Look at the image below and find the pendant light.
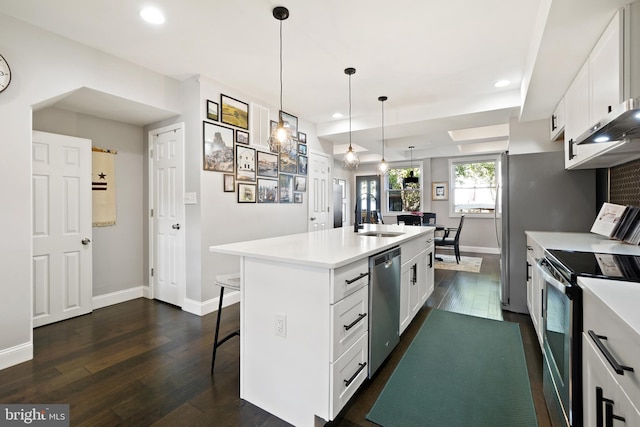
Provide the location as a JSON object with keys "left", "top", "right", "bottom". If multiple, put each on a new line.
{"left": 403, "top": 146, "right": 419, "bottom": 187}
{"left": 377, "top": 96, "right": 389, "bottom": 175}
{"left": 269, "top": 6, "right": 295, "bottom": 154}
{"left": 342, "top": 67, "right": 360, "bottom": 169}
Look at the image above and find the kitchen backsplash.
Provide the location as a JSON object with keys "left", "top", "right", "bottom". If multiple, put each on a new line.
{"left": 610, "top": 158, "right": 640, "bottom": 206}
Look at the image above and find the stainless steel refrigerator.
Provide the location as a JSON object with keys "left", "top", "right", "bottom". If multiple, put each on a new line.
{"left": 496, "top": 151, "right": 596, "bottom": 313}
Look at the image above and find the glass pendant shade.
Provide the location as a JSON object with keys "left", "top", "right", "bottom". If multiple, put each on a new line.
{"left": 342, "top": 67, "right": 360, "bottom": 169}
{"left": 268, "top": 6, "right": 295, "bottom": 154}
{"left": 403, "top": 146, "right": 419, "bottom": 187}
{"left": 377, "top": 96, "right": 389, "bottom": 176}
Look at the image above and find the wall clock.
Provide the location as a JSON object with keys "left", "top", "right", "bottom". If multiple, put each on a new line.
{"left": 0, "top": 53, "right": 11, "bottom": 93}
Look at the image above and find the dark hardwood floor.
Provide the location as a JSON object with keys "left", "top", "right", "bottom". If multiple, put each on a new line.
{"left": 0, "top": 252, "right": 551, "bottom": 426}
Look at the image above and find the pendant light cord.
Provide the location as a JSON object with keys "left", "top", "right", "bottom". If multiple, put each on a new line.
{"left": 348, "top": 73, "right": 352, "bottom": 148}
{"left": 381, "top": 99, "right": 385, "bottom": 159}
{"left": 279, "top": 19, "right": 283, "bottom": 115}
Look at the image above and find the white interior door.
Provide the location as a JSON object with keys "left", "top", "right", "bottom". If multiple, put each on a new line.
{"left": 308, "top": 153, "right": 330, "bottom": 231}
{"left": 151, "top": 124, "right": 185, "bottom": 307}
{"left": 32, "top": 131, "right": 92, "bottom": 327}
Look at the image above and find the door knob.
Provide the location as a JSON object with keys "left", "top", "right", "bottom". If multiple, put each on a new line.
{"left": 172, "top": 224, "right": 181, "bottom": 230}
{"left": 310, "top": 217, "right": 316, "bottom": 221}
{"left": 81, "top": 238, "right": 91, "bottom": 245}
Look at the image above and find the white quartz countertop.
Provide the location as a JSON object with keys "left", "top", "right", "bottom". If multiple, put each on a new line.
{"left": 578, "top": 277, "right": 640, "bottom": 337}
{"left": 525, "top": 231, "right": 640, "bottom": 255}
{"left": 209, "top": 224, "right": 434, "bottom": 269}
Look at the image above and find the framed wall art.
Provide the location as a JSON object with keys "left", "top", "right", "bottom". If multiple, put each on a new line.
{"left": 432, "top": 182, "right": 448, "bottom": 201}
{"left": 294, "top": 176, "right": 306, "bottom": 192}
{"left": 237, "top": 183, "right": 256, "bottom": 203}
{"left": 279, "top": 173, "right": 294, "bottom": 203}
{"left": 279, "top": 110, "right": 298, "bottom": 139}
{"left": 221, "top": 94, "right": 249, "bottom": 129}
{"left": 294, "top": 193, "right": 303, "bottom": 203}
{"left": 257, "top": 151, "right": 278, "bottom": 177}
{"left": 206, "top": 100, "right": 219, "bottom": 121}
{"left": 203, "top": 121, "right": 234, "bottom": 172}
{"left": 223, "top": 174, "right": 235, "bottom": 192}
{"left": 236, "top": 145, "right": 256, "bottom": 182}
{"left": 236, "top": 129, "right": 249, "bottom": 145}
{"left": 298, "top": 143, "right": 307, "bottom": 155}
{"left": 257, "top": 178, "right": 278, "bottom": 203}
{"left": 298, "top": 155, "right": 308, "bottom": 175}
{"left": 279, "top": 151, "right": 297, "bottom": 174}
{"left": 298, "top": 132, "right": 307, "bottom": 143}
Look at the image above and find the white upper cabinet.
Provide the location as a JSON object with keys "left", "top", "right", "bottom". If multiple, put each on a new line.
{"left": 550, "top": 96, "right": 565, "bottom": 142}
{"left": 564, "top": 8, "right": 640, "bottom": 169}
{"left": 590, "top": 11, "right": 624, "bottom": 122}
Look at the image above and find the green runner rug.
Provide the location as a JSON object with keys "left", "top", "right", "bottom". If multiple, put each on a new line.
{"left": 366, "top": 309, "right": 538, "bottom": 427}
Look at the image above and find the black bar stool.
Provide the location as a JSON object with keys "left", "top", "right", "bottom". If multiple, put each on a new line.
{"left": 211, "top": 273, "right": 240, "bottom": 375}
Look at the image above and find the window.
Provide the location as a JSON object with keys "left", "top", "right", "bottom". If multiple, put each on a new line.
{"left": 386, "top": 167, "right": 421, "bottom": 213}
{"left": 450, "top": 157, "right": 496, "bottom": 215}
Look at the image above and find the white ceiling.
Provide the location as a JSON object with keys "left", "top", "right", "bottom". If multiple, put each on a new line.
{"left": 1, "top": 0, "right": 632, "bottom": 161}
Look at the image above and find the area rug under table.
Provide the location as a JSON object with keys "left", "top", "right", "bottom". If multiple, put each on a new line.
{"left": 366, "top": 309, "right": 537, "bottom": 427}
{"left": 434, "top": 254, "right": 482, "bottom": 273}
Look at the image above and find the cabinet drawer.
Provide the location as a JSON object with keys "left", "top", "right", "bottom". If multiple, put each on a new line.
{"left": 329, "top": 333, "right": 368, "bottom": 419}
{"left": 583, "top": 335, "right": 640, "bottom": 427}
{"left": 331, "top": 286, "right": 369, "bottom": 361}
{"left": 401, "top": 237, "right": 427, "bottom": 265}
{"left": 331, "top": 258, "right": 369, "bottom": 303}
{"left": 584, "top": 292, "right": 640, "bottom": 406}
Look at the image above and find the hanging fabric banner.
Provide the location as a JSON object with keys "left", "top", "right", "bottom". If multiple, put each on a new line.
{"left": 92, "top": 147, "right": 117, "bottom": 226}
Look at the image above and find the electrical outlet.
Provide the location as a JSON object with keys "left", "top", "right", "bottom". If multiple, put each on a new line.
{"left": 274, "top": 314, "right": 286, "bottom": 337}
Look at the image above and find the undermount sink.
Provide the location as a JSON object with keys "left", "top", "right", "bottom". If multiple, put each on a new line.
{"left": 358, "top": 231, "right": 405, "bottom": 238}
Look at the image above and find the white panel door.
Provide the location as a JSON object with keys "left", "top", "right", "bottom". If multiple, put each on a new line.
{"left": 308, "top": 153, "right": 330, "bottom": 231}
{"left": 151, "top": 125, "right": 185, "bottom": 307}
{"left": 32, "top": 131, "right": 92, "bottom": 327}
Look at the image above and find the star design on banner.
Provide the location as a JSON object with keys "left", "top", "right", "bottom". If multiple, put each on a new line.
{"left": 98, "top": 172, "right": 106, "bottom": 180}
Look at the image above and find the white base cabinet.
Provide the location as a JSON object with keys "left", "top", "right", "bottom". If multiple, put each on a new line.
{"left": 525, "top": 234, "right": 544, "bottom": 348}
{"left": 581, "top": 278, "right": 640, "bottom": 426}
{"left": 399, "top": 230, "right": 434, "bottom": 335}
{"left": 583, "top": 336, "right": 640, "bottom": 427}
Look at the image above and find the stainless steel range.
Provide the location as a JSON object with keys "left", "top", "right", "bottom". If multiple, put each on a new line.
{"left": 538, "top": 249, "right": 640, "bottom": 427}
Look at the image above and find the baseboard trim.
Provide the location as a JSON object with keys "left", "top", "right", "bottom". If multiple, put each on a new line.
{"left": 182, "top": 291, "right": 240, "bottom": 317}
{"left": 0, "top": 341, "right": 33, "bottom": 371}
{"left": 92, "top": 287, "right": 145, "bottom": 310}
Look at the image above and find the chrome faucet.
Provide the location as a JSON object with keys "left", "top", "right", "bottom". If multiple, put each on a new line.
{"left": 354, "top": 193, "right": 377, "bottom": 232}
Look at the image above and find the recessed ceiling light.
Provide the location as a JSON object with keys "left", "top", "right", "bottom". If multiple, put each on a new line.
{"left": 332, "top": 112, "right": 343, "bottom": 119}
{"left": 494, "top": 79, "right": 511, "bottom": 88}
{"left": 140, "top": 6, "right": 165, "bottom": 25}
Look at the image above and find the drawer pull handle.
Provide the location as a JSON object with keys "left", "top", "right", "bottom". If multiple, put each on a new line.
{"left": 588, "top": 330, "right": 634, "bottom": 375}
{"left": 344, "top": 362, "right": 367, "bottom": 387}
{"left": 345, "top": 272, "right": 368, "bottom": 285}
{"left": 344, "top": 313, "right": 367, "bottom": 331}
{"left": 596, "top": 387, "right": 614, "bottom": 427}
{"left": 605, "top": 401, "right": 625, "bottom": 427}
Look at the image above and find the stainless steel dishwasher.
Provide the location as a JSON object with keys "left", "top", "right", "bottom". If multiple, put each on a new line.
{"left": 368, "top": 246, "right": 401, "bottom": 377}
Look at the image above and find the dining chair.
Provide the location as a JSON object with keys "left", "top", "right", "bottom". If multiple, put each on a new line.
{"left": 435, "top": 215, "right": 465, "bottom": 263}
{"left": 421, "top": 212, "right": 437, "bottom": 225}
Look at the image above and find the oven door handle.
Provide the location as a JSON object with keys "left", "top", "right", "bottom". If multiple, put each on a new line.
{"left": 536, "top": 258, "right": 568, "bottom": 294}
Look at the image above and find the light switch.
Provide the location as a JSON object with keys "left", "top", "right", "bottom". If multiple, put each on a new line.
{"left": 184, "top": 192, "right": 197, "bottom": 205}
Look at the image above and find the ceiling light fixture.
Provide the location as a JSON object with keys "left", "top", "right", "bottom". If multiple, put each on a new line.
{"left": 403, "top": 146, "right": 419, "bottom": 187}
{"left": 494, "top": 79, "right": 511, "bottom": 88}
{"left": 140, "top": 6, "right": 165, "bottom": 25}
{"left": 377, "top": 96, "right": 389, "bottom": 176}
{"left": 342, "top": 67, "right": 360, "bottom": 169}
{"left": 268, "top": 6, "right": 295, "bottom": 154}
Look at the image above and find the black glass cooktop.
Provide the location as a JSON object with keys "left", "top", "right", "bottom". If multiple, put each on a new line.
{"left": 547, "top": 249, "right": 640, "bottom": 283}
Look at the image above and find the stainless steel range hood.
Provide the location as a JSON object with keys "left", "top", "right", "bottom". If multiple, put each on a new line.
{"left": 576, "top": 98, "right": 640, "bottom": 145}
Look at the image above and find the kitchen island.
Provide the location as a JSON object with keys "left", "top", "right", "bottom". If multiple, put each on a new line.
{"left": 209, "top": 224, "right": 435, "bottom": 426}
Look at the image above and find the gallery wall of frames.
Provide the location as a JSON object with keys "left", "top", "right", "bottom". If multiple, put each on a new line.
{"left": 203, "top": 94, "right": 308, "bottom": 204}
